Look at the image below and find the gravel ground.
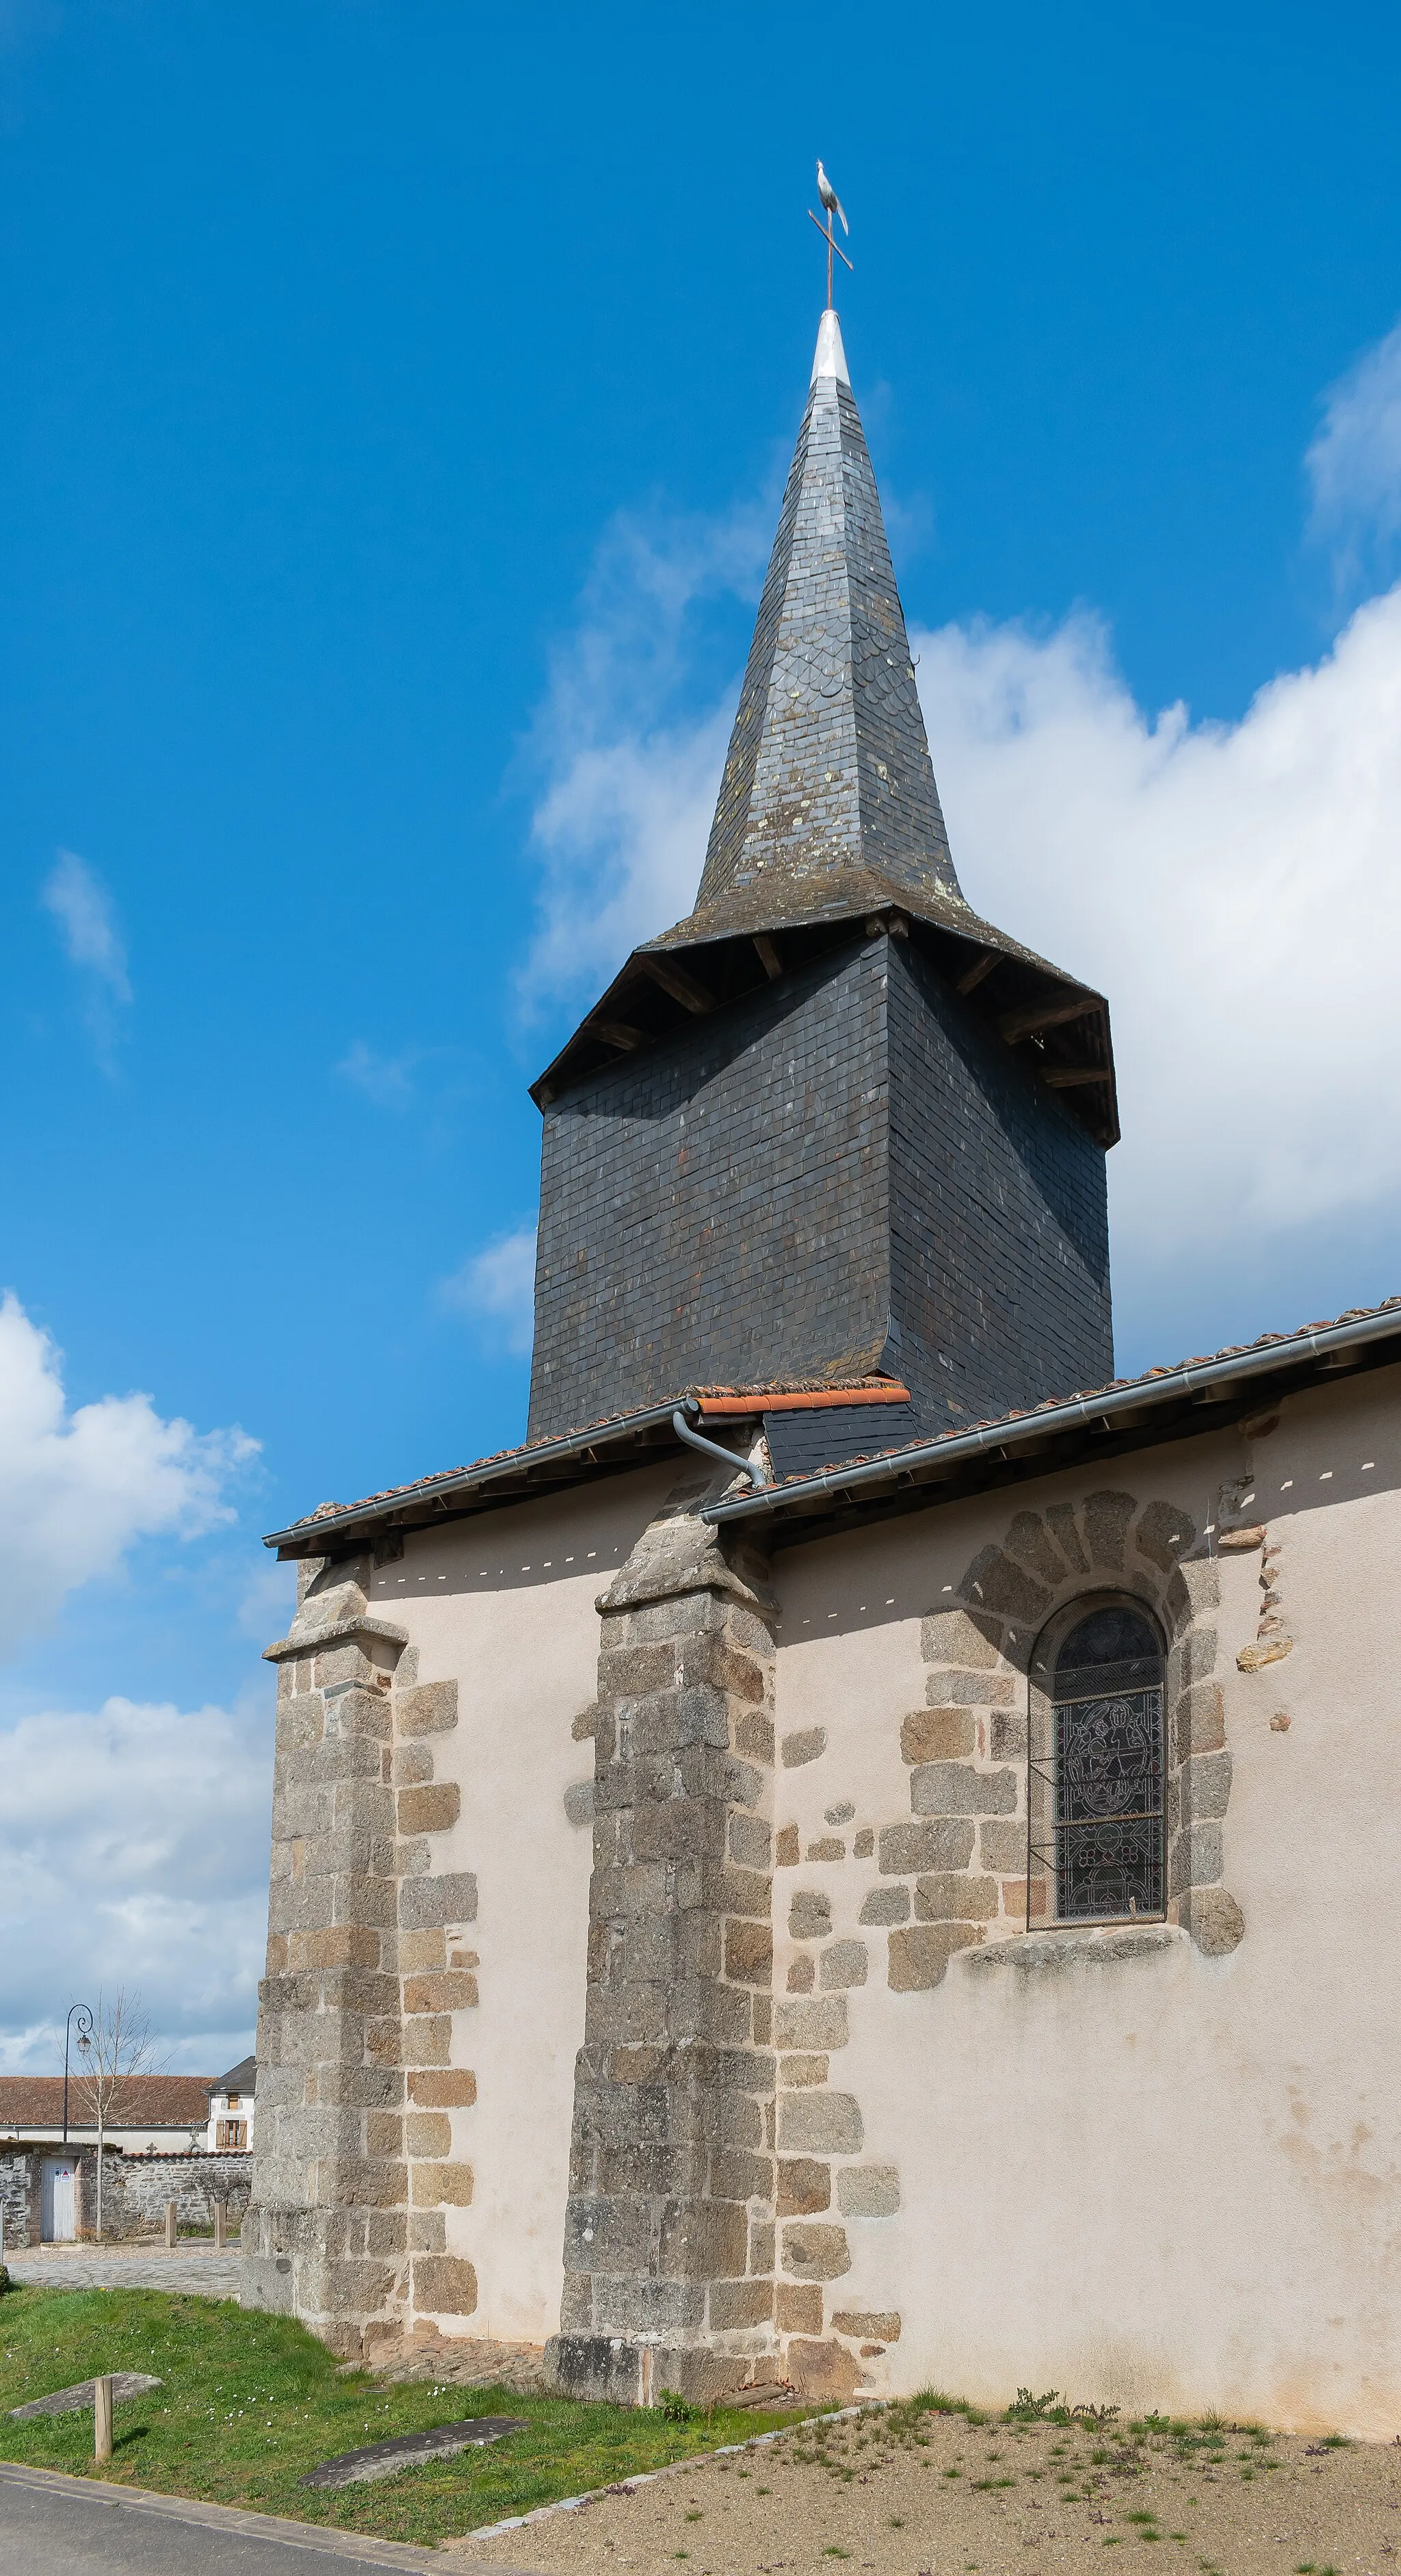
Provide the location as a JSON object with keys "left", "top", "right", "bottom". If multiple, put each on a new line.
{"left": 447, "top": 2397, "right": 1401, "bottom": 2576}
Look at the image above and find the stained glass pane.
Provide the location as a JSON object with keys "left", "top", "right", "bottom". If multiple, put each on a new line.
{"left": 1053, "top": 1609, "right": 1164, "bottom": 1920}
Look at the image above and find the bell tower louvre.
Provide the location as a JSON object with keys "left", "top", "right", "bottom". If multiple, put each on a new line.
{"left": 526, "top": 305, "right": 1117, "bottom": 1457}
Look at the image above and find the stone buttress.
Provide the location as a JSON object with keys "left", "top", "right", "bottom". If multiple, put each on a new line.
{"left": 546, "top": 1469, "right": 781, "bottom": 2404}
{"left": 245, "top": 1552, "right": 479, "bottom": 2357}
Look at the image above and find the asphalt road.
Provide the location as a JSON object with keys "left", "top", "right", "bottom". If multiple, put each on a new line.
{"left": 0, "top": 2462, "right": 539, "bottom": 2573}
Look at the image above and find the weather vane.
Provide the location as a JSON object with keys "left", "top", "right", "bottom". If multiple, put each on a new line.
{"left": 808, "top": 159, "right": 852, "bottom": 310}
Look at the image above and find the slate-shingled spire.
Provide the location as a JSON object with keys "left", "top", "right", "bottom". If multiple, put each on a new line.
{"left": 696, "top": 307, "right": 963, "bottom": 920}
{"left": 527, "top": 306, "right": 1118, "bottom": 1446}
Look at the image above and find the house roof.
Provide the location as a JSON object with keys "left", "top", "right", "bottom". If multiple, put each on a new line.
{"left": 264, "top": 1297, "right": 1401, "bottom": 1563}
{"left": 0, "top": 2076, "right": 212, "bottom": 2131}
{"left": 529, "top": 311, "right": 1116, "bottom": 1145}
{"left": 211, "top": 2056, "right": 257, "bottom": 2098}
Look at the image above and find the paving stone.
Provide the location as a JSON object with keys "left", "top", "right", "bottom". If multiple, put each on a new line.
{"left": 302, "top": 2412, "right": 524, "bottom": 2488}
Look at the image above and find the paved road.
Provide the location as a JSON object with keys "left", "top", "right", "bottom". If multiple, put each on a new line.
{"left": 0, "top": 2462, "right": 539, "bottom": 2573}
{"left": 3, "top": 2250, "right": 246, "bottom": 2296}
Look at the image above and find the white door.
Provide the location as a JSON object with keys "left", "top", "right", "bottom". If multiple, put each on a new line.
{"left": 41, "top": 2157, "right": 76, "bottom": 2240}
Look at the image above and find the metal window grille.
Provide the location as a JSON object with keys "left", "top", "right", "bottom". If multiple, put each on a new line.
{"left": 1029, "top": 1622, "right": 1165, "bottom": 1923}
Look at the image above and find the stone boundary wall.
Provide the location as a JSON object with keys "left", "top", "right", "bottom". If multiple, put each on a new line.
{"left": 0, "top": 2149, "right": 39, "bottom": 2248}
{"left": 0, "top": 2146, "right": 252, "bottom": 2247}
{"left": 103, "top": 2150, "right": 253, "bottom": 2237}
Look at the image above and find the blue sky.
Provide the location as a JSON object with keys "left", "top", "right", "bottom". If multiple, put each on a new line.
{"left": 6, "top": 0, "right": 1401, "bottom": 2068}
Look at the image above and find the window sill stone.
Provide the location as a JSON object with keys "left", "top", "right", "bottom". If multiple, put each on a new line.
{"left": 960, "top": 1923, "right": 1188, "bottom": 1976}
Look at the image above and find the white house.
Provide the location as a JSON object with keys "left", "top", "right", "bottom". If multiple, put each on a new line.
{"left": 207, "top": 2056, "right": 256, "bottom": 2152}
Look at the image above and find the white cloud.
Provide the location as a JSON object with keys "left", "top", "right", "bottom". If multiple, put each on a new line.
{"left": 521, "top": 500, "right": 770, "bottom": 999}
{"left": 439, "top": 1224, "right": 538, "bottom": 1356}
{"left": 0, "top": 1293, "right": 257, "bottom": 1653}
{"left": 40, "top": 849, "right": 131, "bottom": 1068}
{"left": 0, "top": 1692, "right": 271, "bottom": 2072}
{"left": 911, "top": 593, "right": 1401, "bottom": 1256}
{"left": 1308, "top": 317, "right": 1401, "bottom": 588}
{"left": 336, "top": 1039, "right": 417, "bottom": 1108}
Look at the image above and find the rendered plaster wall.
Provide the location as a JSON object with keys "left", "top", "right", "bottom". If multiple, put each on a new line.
{"left": 763, "top": 1367, "right": 1401, "bottom": 2435}
{"left": 358, "top": 1463, "right": 677, "bottom": 2348}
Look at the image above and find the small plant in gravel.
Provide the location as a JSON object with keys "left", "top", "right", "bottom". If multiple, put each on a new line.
{"left": 1011, "top": 2388, "right": 1072, "bottom": 2423}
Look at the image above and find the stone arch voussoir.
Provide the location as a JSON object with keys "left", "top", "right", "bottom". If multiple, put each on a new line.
{"left": 900, "top": 1491, "right": 1242, "bottom": 1964}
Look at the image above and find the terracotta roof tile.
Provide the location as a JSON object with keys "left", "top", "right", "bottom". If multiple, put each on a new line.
{"left": 0, "top": 2075, "right": 213, "bottom": 2128}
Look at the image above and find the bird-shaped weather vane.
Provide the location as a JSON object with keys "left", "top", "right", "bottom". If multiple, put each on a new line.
{"left": 809, "top": 159, "right": 852, "bottom": 309}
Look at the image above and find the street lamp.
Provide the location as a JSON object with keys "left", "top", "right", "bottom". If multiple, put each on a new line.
{"left": 62, "top": 2003, "right": 93, "bottom": 2146}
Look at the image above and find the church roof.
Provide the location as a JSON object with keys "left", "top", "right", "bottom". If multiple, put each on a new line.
{"left": 707, "top": 1292, "right": 1401, "bottom": 1545}
{"left": 692, "top": 306, "right": 960, "bottom": 920}
{"left": 263, "top": 1293, "right": 1401, "bottom": 1559}
{"left": 533, "top": 308, "right": 1117, "bottom": 1145}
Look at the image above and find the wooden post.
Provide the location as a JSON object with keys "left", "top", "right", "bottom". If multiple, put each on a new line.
{"left": 165, "top": 2199, "right": 176, "bottom": 2250}
{"left": 94, "top": 2374, "right": 114, "bottom": 2463}
{"left": 213, "top": 2200, "right": 225, "bottom": 2250}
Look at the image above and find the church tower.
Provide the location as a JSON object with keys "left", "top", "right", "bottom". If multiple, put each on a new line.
{"left": 528, "top": 308, "right": 1117, "bottom": 1450}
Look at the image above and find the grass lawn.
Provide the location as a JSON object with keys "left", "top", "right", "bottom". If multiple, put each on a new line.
{"left": 0, "top": 2284, "right": 811, "bottom": 2547}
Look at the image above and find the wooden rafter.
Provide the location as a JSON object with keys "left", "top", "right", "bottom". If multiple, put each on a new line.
{"left": 637, "top": 953, "right": 715, "bottom": 1014}
{"left": 999, "top": 993, "right": 1095, "bottom": 1043}
{"left": 589, "top": 1018, "right": 646, "bottom": 1052}
{"left": 955, "top": 948, "right": 999, "bottom": 995}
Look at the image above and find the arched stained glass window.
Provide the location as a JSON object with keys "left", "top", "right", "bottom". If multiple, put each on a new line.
{"left": 1052, "top": 1603, "right": 1164, "bottom": 1921}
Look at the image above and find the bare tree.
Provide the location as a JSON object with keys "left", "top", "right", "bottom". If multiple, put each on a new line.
{"left": 75, "top": 1990, "right": 163, "bottom": 2240}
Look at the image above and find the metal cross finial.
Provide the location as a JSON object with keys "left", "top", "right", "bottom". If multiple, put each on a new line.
{"left": 809, "top": 159, "right": 853, "bottom": 310}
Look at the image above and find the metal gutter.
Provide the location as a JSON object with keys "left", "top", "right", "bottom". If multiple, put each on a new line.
{"left": 702, "top": 1301, "right": 1401, "bottom": 1530}
{"left": 672, "top": 1401, "right": 767, "bottom": 1488}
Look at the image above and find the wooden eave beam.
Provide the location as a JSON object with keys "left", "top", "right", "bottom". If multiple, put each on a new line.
{"left": 637, "top": 954, "right": 715, "bottom": 1014}
{"left": 752, "top": 933, "right": 783, "bottom": 980}
{"left": 999, "top": 993, "right": 1097, "bottom": 1044}
{"left": 1043, "top": 1065, "right": 1108, "bottom": 1088}
{"left": 588, "top": 1018, "right": 647, "bottom": 1052}
{"left": 956, "top": 948, "right": 999, "bottom": 995}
